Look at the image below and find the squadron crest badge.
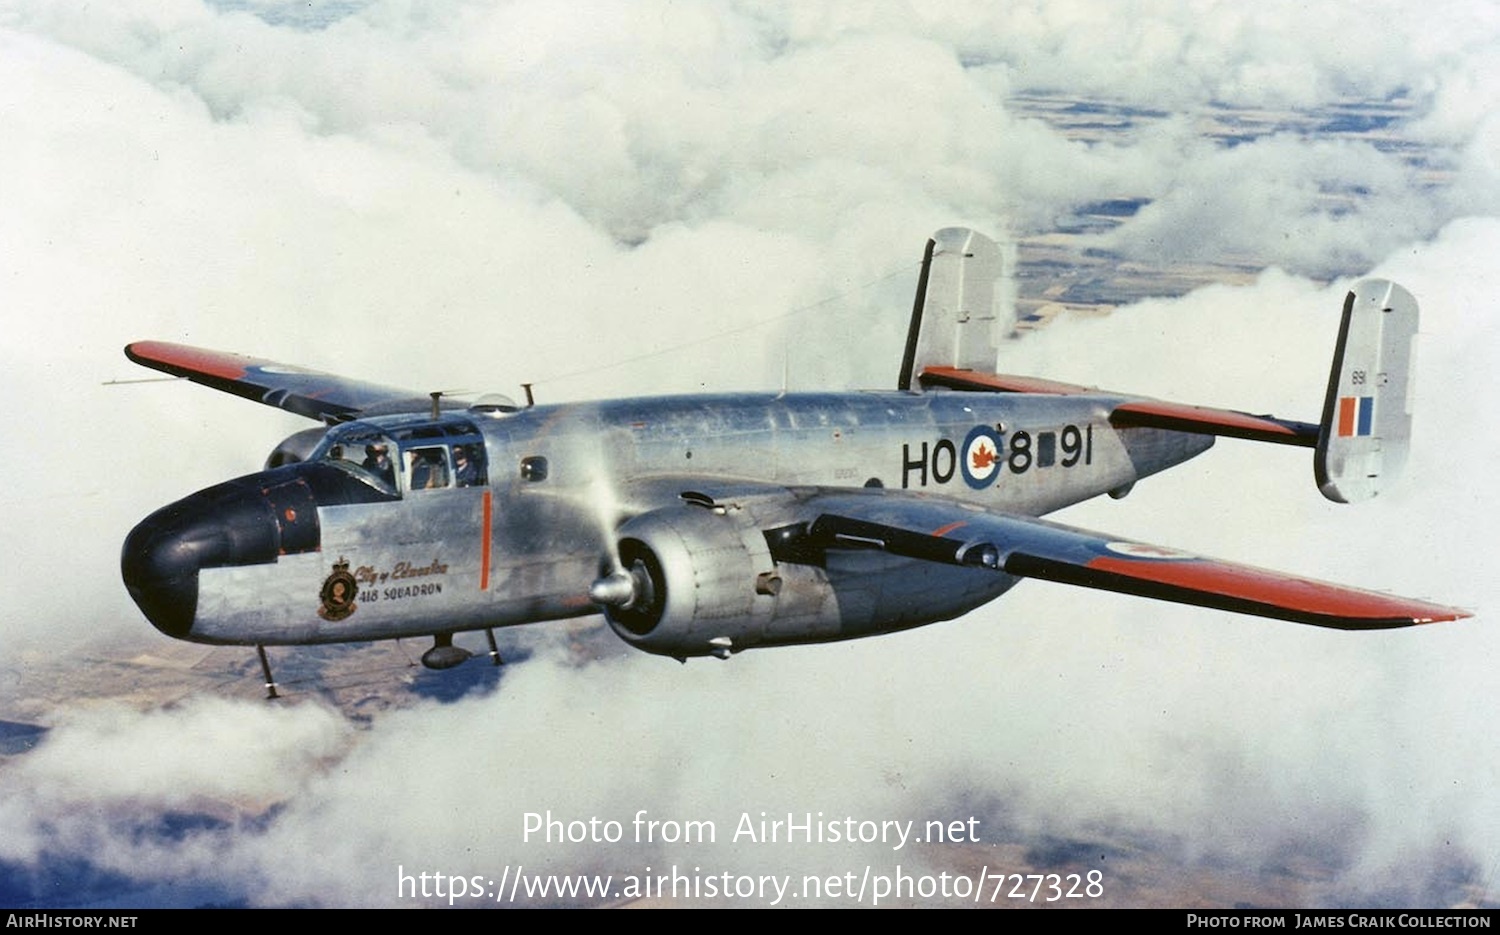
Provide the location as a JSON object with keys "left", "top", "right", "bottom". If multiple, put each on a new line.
{"left": 318, "top": 558, "right": 358, "bottom": 621}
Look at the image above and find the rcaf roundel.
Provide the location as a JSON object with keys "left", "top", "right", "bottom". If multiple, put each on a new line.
{"left": 961, "top": 425, "right": 1004, "bottom": 489}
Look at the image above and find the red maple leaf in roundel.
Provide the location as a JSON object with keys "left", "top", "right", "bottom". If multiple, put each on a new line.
{"left": 971, "top": 442, "right": 997, "bottom": 470}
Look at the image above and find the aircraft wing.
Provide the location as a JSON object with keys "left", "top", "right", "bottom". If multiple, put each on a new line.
{"left": 919, "top": 366, "right": 1320, "bottom": 446}
{"left": 125, "top": 341, "right": 453, "bottom": 424}
{"left": 793, "top": 491, "right": 1467, "bottom": 629}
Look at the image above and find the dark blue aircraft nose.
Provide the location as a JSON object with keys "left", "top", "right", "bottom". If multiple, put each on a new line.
{"left": 121, "top": 482, "right": 279, "bottom": 638}
{"left": 122, "top": 464, "right": 393, "bottom": 639}
{"left": 122, "top": 468, "right": 330, "bottom": 639}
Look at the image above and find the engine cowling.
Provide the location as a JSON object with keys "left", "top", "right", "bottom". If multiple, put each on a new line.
{"left": 589, "top": 496, "right": 1016, "bottom": 659}
{"left": 592, "top": 501, "right": 840, "bottom": 658}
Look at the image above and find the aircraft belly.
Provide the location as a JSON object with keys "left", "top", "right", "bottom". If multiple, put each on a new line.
{"left": 815, "top": 552, "right": 1020, "bottom": 640}
{"left": 746, "top": 565, "right": 1017, "bottom": 649}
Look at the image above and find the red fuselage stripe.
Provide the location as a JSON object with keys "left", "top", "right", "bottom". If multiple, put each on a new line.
{"left": 480, "top": 490, "right": 492, "bottom": 590}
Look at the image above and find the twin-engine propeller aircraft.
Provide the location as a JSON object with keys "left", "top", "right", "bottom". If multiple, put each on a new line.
{"left": 122, "top": 228, "right": 1468, "bottom": 696}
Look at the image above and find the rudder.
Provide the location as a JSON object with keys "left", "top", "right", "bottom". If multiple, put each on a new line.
{"left": 898, "top": 228, "right": 1013, "bottom": 391}
{"left": 1315, "top": 279, "right": 1419, "bottom": 503}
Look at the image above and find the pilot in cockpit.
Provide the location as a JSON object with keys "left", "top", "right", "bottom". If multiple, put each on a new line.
{"left": 408, "top": 448, "right": 449, "bottom": 489}
{"left": 362, "top": 443, "right": 395, "bottom": 487}
{"left": 453, "top": 445, "right": 479, "bottom": 487}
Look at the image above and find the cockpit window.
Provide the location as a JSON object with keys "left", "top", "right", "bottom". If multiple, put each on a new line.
{"left": 360, "top": 443, "right": 398, "bottom": 489}
{"left": 452, "top": 443, "right": 486, "bottom": 487}
{"left": 316, "top": 428, "right": 399, "bottom": 495}
{"left": 312, "top": 419, "right": 487, "bottom": 497}
{"left": 407, "top": 447, "right": 450, "bottom": 490}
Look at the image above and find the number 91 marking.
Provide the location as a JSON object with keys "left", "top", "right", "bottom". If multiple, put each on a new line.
{"left": 1007, "top": 424, "right": 1092, "bottom": 477}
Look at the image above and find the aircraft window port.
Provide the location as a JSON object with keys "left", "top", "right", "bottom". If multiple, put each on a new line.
{"left": 319, "top": 431, "right": 399, "bottom": 494}
{"left": 520, "top": 456, "right": 548, "bottom": 482}
{"left": 407, "top": 446, "right": 451, "bottom": 490}
{"left": 452, "top": 443, "right": 486, "bottom": 487}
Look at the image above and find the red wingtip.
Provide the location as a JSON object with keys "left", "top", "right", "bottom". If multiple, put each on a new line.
{"left": 126, "top": 341, "right": 253, "bottom": 381}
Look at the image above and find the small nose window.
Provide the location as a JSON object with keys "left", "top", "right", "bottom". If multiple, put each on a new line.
{"left": 520, "top": 456, "right": 549, "bottom": 482}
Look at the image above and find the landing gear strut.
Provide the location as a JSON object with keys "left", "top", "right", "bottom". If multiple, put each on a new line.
{"left": 255, "top": 645, "right": 280, "bottom": 700}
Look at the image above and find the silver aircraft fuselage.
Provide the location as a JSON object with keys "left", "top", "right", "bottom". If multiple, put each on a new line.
{"left": 136, "top": 389, "right": 1207, "bottom": 651}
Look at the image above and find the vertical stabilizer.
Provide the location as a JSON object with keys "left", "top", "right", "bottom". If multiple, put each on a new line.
{"left": 1315, "top": 279, "right": 1418, "bottom": 503}
{"left": 898, "top": 228, "right": 1011, "bottom": 390}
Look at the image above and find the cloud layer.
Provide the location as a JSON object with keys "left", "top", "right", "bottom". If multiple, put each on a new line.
{"left": 1, "top": 0, "right": 1496, "bottom": 908}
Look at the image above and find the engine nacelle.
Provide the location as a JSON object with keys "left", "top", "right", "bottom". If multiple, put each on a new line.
{"left": 594, "top": 502, "right": 838, "bottom": 658}
{"left": 592, "top": 498, "right": 1015, "bottom": 659}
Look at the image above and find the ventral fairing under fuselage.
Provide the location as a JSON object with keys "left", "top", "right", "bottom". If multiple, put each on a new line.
{"left": 120, "top": 228, "right": 1469, "bottom": 693}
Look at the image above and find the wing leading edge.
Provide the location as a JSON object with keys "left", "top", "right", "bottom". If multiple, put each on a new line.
{"left": 792, "top": 492, "right": 1468, "bottom": 630}
{"left": 125, "top": 341, "right": 449, "bottom": 424}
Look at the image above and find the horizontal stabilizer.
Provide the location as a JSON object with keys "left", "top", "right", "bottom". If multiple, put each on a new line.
{"left": 919, "top": 366, "right": 1319, "bottom": 446}
{"left": 125, "top": 341, "right": 446, "bottom": 424}
{"left": 922, "top": 279, "right": 1423, "bottom": 495}
{"left": 1315, "top": 280, "right": 1418, "bottom": 502}
{"left": 797, "top": 492, "right": 1468, "bottom": 630}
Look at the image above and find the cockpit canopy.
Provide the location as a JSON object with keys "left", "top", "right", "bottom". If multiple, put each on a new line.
{"left": 311, "top": 417, "right": 488, "bottom": 496}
